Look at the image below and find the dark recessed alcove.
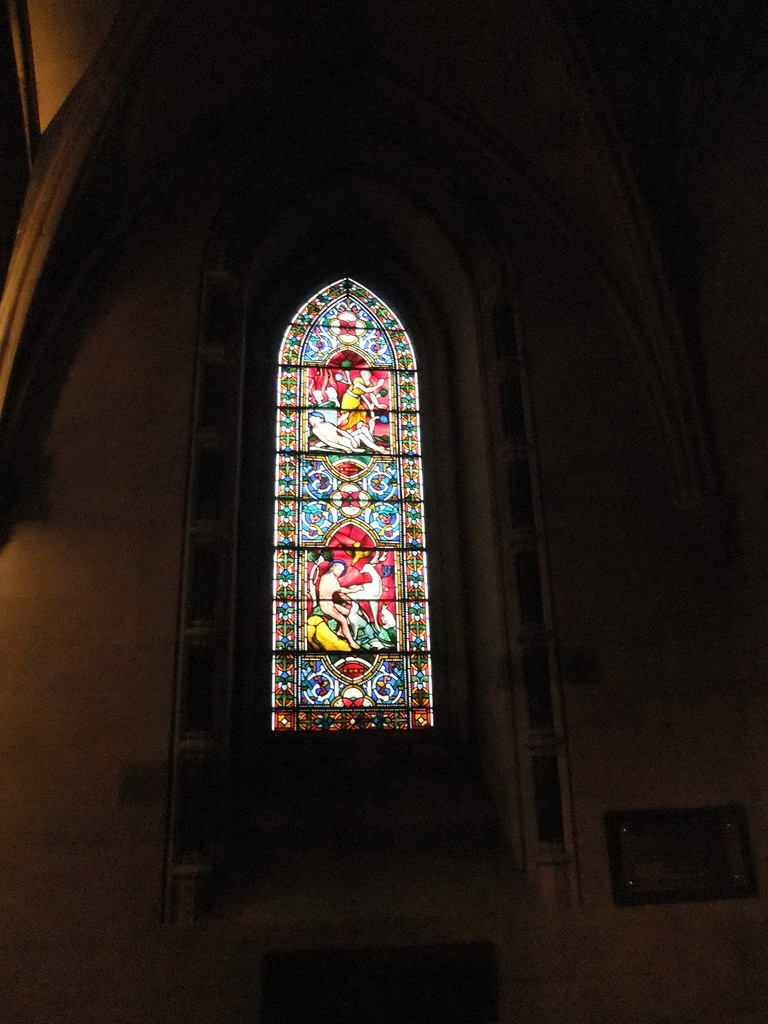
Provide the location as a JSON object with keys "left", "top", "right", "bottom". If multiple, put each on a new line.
{"left": 264, "top": 942, "right": 497, "bottom": 1024}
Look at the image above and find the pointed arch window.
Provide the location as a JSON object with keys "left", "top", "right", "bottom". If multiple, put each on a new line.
{"left": 272, "top": 279, "right": 433, "bottom": 730}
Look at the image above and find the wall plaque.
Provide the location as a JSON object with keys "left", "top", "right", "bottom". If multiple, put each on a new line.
{"left": 606, "top": 806, "right": 756, "bottom": 905}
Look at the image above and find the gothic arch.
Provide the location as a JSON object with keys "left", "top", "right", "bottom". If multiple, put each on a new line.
{"left": 0, "top": 41, "right": 724, "bottom": 535}
{"left": 0, "top": 10, "right": 731, "bottom": 921}
{"left": 162, "top": 158, "right": 552, "bottom": 918}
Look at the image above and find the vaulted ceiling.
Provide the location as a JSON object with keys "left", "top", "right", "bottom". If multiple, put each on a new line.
{"left": 23, "top": 0, "right": 119, "bottom": 128}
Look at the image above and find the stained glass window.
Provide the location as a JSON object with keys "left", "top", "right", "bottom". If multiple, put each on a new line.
{"left": 272, "top": 279, "right": 433, "bottom": 730}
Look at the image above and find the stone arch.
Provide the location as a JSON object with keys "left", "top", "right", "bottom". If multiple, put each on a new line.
{"left": 163, "top": 157, "right": 532, "bottom": 919}
{"left": 0, "top": 45, "right": 723, "bottom": 536}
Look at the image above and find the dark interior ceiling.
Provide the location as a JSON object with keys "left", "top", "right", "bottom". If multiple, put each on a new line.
{"left": 567, "top": 0, "right": 768, "bottom": 331}
{"left": 4, "top": 1, "right": 768, "bottom": 333}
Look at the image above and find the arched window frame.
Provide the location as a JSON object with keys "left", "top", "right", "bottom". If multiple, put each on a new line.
{"left": 164, "top": 191, "right": 577, "bottom": 920}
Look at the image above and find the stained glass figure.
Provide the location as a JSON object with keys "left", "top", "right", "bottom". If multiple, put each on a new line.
{"left": 272, "top": 279, "right": 433, "bottom": 730}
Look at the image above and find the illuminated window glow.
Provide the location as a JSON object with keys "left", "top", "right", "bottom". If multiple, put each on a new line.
{"left": 272, "top": 279, "right": 433, "bottom": 730}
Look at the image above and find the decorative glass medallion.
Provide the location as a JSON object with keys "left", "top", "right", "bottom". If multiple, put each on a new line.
{"left": 272, "top": 279, "right": 433, "bottom": 730}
